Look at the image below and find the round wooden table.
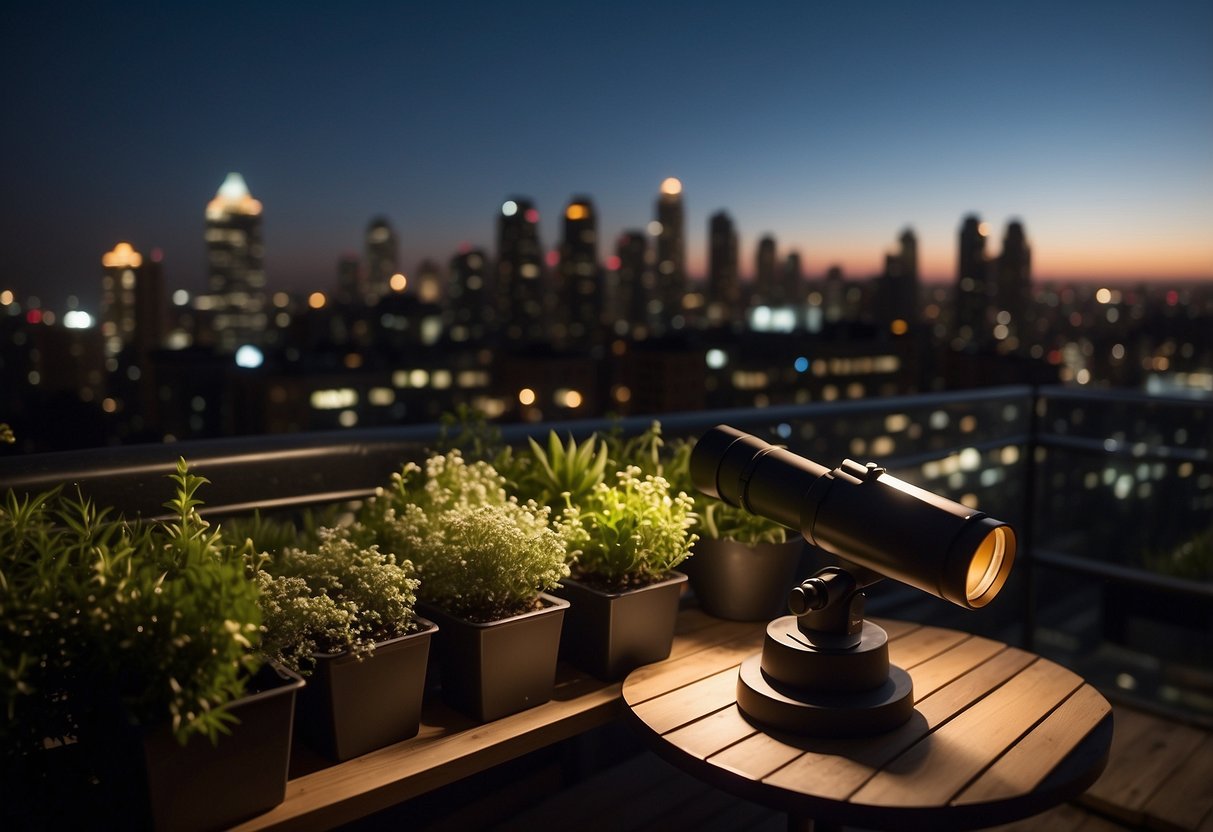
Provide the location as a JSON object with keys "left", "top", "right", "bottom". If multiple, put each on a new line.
{"left": 622, "top": 618, "right": 1112, "bottom": 831}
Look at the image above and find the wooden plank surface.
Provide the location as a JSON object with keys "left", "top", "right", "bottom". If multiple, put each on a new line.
{"left": 1140, "top": 732, "right": 1213, "bottom": 832}
{"left": 624, "top": 619, "right": 1115, "bottom": 829}
{"left": 1082, "top": 705, "right": 1207, "bottom": 826}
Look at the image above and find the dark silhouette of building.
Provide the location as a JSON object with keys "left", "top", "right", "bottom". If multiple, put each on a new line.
{"left": 783, "top": 251, "right": 804, "bottom": 305}
{"left": 653, "top": 178, "right": 685, "bottom": 333}
{"left": 706, "top": 210, "right": 740, "bottom": 326}
{"left": 336, "top": 253, "right": 362, "bottom": 304}
{"left": 613, "top": 230, "right": 649, "bottom": 338}
{"left": 755, "top": 235, "right": 777, "bottom": 306}
{"left": 495, "top": 197, "right": 547, "bottom": 345}
{"left": 954, "top": 213, "right": 990, "bottom": 349}
{"left": 877, "top": 227, "right": 919, "bottom": 330}
{"left": 996, "top": 220, "right": 1032, "bottom": 353}
{"left": 364, "top": 216, "right": 400, "bottom": 303}
{"left": 448, "top": 247, "right": 490, "bottom": 344}
{"left": 558, "top": 195, "right": 602, "bottom": 347}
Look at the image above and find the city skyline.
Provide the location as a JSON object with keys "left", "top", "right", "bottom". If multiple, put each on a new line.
{"left": 3, "top": 1, "right": 1211, "bottom": 310}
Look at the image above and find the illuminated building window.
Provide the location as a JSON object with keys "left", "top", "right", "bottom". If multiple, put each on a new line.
{"left": 368, "top": 388, "right": 395, "bottom": 406}
{"left": 311, "top": 388, "right": 358, "bottom": 410}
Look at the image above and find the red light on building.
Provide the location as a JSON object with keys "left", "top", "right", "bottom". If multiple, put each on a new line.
{"left": 545, "top": 250, "right": 560, "bottom": 268}
{"left": 605, "top": 255, "right": 622, "bottom": 271}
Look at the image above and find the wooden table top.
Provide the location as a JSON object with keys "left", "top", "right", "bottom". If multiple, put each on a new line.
{"left": 622, "top": 617, "right": 1113, "bottom": 831}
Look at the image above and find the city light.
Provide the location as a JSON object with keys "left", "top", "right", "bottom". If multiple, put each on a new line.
{"left": 566, "top": 203, "right": 587, "bottom": 221}
{"left": 235, "top": 344, "right": 264, "bottom": 368}
{"left": 501, "top": 200, "right": 518, "bottom": 217}
{"left": 390, "top": 273, "right": 408, "bottom": 292}
{"left": 660, "top": 177, "right": 682, "bottom": 196}
{"left": 308, "top": 292, "right": 327, "bottom": 309}
{"left": 102, "top": 241, "right": 142, "bottom": 269}
{"left": 63, "top": 310, "right": 94, "bottom": 329}
{"left": 0, "top": 290, "right": 11, "bottom": 305}
{"left": 518, "top": 388, "right": 536, "bottom": 406}
{"left": 172, "top": 289, "right": 190, "bottom": 306}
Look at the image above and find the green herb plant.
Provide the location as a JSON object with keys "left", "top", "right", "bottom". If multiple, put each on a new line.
{"left": 249, "top": 525, "right": 421, "bottom": 677}
{"left": 358, "top": 450, "right": 568, "bottom": 623}
{"left": 523, "top": 431, "right": 609, "bottom": 509}
{"left": 0, "top": 459, "right": 261, "bottom": 759}
{"left": 558, "top": 465, "right": 698, "bottom": 590}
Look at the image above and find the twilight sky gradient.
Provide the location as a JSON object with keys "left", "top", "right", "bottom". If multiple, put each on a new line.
{"left": 3, "top": 0, "right": 1211, "bottom": 311}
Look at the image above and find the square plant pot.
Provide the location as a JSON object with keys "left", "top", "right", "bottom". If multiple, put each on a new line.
{"left": 683, "top": 536, "right": 806, "bottom": 621}
{"left": 551, "top": 571, "right": 688, "bottom": 680}
{"left": 142, "top": 663, "right": 304, "bottom": 832}
{"left": 297, "top": 618, "right": 437, "bottom": 761}
{"left": 419, "top": 593, "right": 568, "bottom": 722}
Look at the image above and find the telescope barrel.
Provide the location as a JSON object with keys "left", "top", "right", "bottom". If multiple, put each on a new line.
{"left": 690, "top": 425, "right": 1016, "bottom": 609}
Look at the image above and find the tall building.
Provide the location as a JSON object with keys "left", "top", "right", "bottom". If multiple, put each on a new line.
{"left": 613, "top": 231, "right": 649, "bottom": 338}
{"left": 448, "top": 247, "right": 490, "bottom": 343}
{"left": 783, "top": 251, "right": 804, "bottom": 305}
{"left": 706, "top": 210, "right": 739, "bottom": 326}
{"left": 495, "top": 197, "right": 546, "bottom": 345}
{"left": 954, "top": 213, "right": 991, "bottom": 349}
{"left": 558, "top": 195, "right": 601, "bottom": 347}
{"left": 996, "top": 220, "right": 1032, "bottom": 352}
{"left": 878, "top": 227, "right": 920, "bottom": 329}
{"left": 755, "top": 235, "right": 778, "bottom": 306}
{"left": 364, "top": 217, "right": 399, "bottom": 303}
{"left": 202, "top": 172, "right": 266, "bottom": 352}
{"left": 101, "top": 240, "right": 164, "bottom": 425}
{"left": 336, "top": 254, "right": 363, "bottom": 305}
{"left": 653, "top": 177, "right": 685, "bottom": 333}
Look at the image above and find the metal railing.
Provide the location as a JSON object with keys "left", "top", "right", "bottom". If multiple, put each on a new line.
{"left": 2, "top": 383, "right": 1210, "bottom": 722}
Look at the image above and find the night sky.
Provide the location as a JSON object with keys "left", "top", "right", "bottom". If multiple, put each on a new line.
{"left": 3, "top": 0, "right": 1211, "bottom": 311}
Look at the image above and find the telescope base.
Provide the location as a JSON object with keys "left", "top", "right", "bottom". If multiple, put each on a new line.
{"left": 736, "top": 618, "right": 915, "bottom": 736}
{"left": 737, "top": 654, "right": 913, "bottom": 736}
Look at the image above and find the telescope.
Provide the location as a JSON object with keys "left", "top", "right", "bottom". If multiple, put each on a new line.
{"left": 690, "top": 425, "right": 1016, "bottom": 736}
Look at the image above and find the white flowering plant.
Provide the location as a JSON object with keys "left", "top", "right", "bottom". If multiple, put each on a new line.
{"left": 0, "top": 459, "right": 261, "bottom": 761}
{"left": 558, "top": 465, "right": 698, "bottom": 590}
{"left": 248, "top": 525, "right": 421, "bottom": 676}
{"left": 357, "top": 450, "right": 568, "bottom": 623}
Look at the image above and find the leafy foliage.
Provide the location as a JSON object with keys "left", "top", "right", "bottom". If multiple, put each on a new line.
{"left": 250, "top": 526, "right": 420, "bottom": 676}
{"left": 523, "top": 431, "right": 609, "bottom": 509}
{"left": 663, "top": 436, "right": 789, "bottom": 546}
{"left": 358, "top": 450, "right": 568, "bottom": 622}
{"left": 558, "top": 465, "right": 698, "bottom": 588}
{"left": 0, "top": 459, "right": 261, "bottom": 758}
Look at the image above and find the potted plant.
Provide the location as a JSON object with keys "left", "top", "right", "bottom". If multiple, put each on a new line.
{"left": 359, "top": 450, "right": 569, "bottom": 722}
{"left": 664, "top": 436, "right": 806, "bottom": 621}
{"left": 535, "top": 429, "right": 698, "bottom": 680}
{"left": 0, "top": 460, "right": 302, "bottom": 832}
{"left": 242, "top": 518, "right": 436, "bottom": 761}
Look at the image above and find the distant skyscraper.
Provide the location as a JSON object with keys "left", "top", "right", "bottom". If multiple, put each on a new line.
{"left": 653, "top": 177, "right": 685, "bottom": 332}
{"left": 364, "top": 217, "right": 399, "bottom": 303}
{"left": 878, "top": 227, "right": 920, "bottom": 329}
{"left": 448, "top": 247, "right": 490, "bottom": 343}
{"left": 336, "top": 253, "right": 363, "bottom": 304}
{"left": 755, "top": 235, "right": 778, "bottom": 306}
{"left": 783, "top": 251, "right": 803, "bottom": 304}
{"left": 203, "top": 172, "right": 265, "bottom": 352}
{"left": 706, "top": 210, "right": 739, "bottom": 326}
{"left": 495, "top": 197, "right": 546, "bottom": 344}
{"left": 558, "top": 195, "right": 601, "bottom": 347}
{"left": 614, "top": 231, "right": 649, "bottom": 337}
{"left": 101, "top": 240, "right": 164, "bottom": 421}
{"left": 996, "top": 220, "right": 1032, "bottom": 352}
{"left": 955, "top": 213, "right": 991, "bottom": 348}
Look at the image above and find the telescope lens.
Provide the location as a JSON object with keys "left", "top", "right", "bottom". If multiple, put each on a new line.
{"left": 965, "top": 525, "right": 1012, "bottom": 606}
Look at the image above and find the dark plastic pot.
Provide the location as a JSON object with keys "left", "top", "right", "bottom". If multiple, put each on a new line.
{"left": 418, "top": 593, "right": 568, "bottom": 722}
{"left": 141, "top": 663, "right": 304, "bottom": 832}
{"left": 297, "top": 618, "right": 437, "bottom": 761}
{"left": 550, "top": 570, "right": 688, "bottom": 680}
{"left": 684, "top": 535, "right": 805, "bottom": 620}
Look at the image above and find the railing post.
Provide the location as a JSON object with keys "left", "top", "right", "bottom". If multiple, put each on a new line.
{"left": 1020, "top": 386, "right": 1040, "bottom": 651}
